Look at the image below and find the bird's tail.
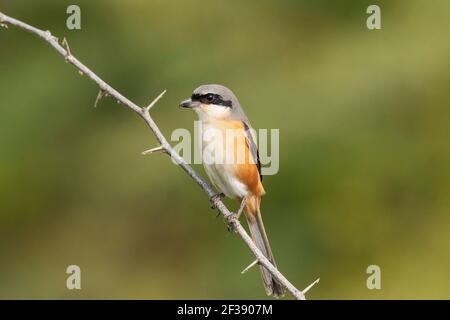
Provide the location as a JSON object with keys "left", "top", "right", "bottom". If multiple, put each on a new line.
{"left": 245, "top": 195, "right": 285, "bottom": 298}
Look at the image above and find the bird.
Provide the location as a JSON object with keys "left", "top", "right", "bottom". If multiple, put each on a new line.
{"left": 180, "top": 84, "right": 285, "bottom": 297}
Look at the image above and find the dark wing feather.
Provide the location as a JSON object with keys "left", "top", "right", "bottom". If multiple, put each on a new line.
{"left": 243, "top": 122, "right": 262, "bottom": 181}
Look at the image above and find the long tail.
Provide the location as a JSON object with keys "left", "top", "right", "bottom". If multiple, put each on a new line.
{"left": 245, "top": 195, "right": 285, "bottom": 297}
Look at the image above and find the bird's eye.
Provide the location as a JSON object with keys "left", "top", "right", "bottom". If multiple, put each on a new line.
{"left": 206, "top": 94, "right": 214, "bottom": 102}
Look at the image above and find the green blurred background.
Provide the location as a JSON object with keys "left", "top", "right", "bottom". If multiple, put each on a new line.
{"left": 1, "top": 0, "right": 449, "bottom": 299}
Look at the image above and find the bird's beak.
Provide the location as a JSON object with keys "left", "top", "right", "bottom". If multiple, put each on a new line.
{"left": 179, "top": 98, "right": 199, "bottom": 109}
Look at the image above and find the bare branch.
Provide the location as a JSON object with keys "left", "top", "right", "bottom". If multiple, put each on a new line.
{"left": 0, "top": 11, "right": 316, "bottom": 300}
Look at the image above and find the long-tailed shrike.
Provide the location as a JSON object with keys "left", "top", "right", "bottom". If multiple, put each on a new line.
{"left": 180, "top": 84, "right": 284, "bottom": 297}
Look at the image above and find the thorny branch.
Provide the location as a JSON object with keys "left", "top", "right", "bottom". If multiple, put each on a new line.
{"left": 0, "top": 11, "right": 319, "bottom": 300}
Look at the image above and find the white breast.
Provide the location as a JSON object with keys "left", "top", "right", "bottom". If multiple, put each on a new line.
{"left": 199, "top": 121, "right": 249, "bottom": 199}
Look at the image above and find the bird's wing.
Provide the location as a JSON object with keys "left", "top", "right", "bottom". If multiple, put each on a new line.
{"left": 243, "top": 121, "right": 262, "bottom": 181}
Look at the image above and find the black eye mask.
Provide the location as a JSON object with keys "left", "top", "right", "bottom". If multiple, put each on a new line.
{"left": 191, "top": 93, "right": 232, "bottom": 107}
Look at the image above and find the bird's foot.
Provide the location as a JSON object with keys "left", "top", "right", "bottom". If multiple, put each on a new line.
{"left": 226, "top": 214, "right": 238, "bottom": 233}
{"left": 210, "top": 192, "right": 225, "bottom": 210}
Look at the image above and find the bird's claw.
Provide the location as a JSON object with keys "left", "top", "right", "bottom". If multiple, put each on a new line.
{"left": 226, "top": 213, "right": 238, "bottom": 233}
{"left": 210, "top": 192, "right": 225, "bottom": 209}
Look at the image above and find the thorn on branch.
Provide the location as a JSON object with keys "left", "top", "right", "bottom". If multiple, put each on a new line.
{"left": 302, "top": 278, "right": 320, "bottom": 295}
{"left": 94, "top": 89, "right": 105, "bottom": 108}
{"left": 241, "top": 259, "right": 259, "bottom": 274}
{"left": 62, "top": 37, "right": 72, "bottom": 62}
{"left": 78, "top": 70, "right": 84, "bottom": 76}
{"left": 145, "top": 89, "right": 167, "bottom": 112}
{"left": 142, "top": 146, "right": 165, "bottom": 155}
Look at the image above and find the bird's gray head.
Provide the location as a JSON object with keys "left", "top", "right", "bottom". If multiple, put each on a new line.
{"left": 180, "top": 84, "right": 247, "bottom": 121}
